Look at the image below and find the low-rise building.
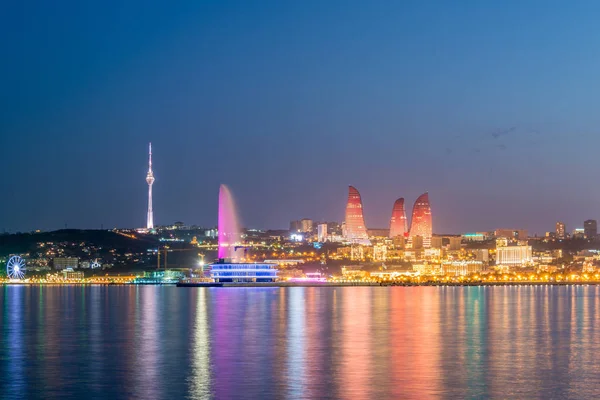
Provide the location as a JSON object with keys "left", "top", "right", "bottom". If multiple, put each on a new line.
{"left": 341, "top": 265, "right": 369, "bottom": 280}
{"left": 442, "top": 261, "right": 484, "bottom": 276}
{"left": 496, "top": 245, "right": 533, "bottom": 267}
{"left": 62, "top": 268, "right": 84, "bottom": 280}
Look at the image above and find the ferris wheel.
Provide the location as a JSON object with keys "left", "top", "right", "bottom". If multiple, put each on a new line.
{"left": 7, "top": 256, "right": 26, "bottom": 280}
{"left": 90, "top": 259, "right": 101, "bottom": 269}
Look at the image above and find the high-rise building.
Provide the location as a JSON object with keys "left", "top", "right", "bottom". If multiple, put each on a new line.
{"left": 344, "top": 186, "right": 370, "bottom": 245}
{"left": 584, "top": 219, "right": 597, "bottom": 239}
{"left": 317, "top": 223, "right": 328, "bottom": 242}
{"left": 300, "top": 218, "right": 313, "bottom": 233}
{"left": 409, "top": 192, "right": 432, "bottom": 248}
{"left": 389, "top": 198, "right": 408, "bottom": 238}
{"left": 289, "top": 220, "right": 301, "bottom": 232}
{"left": 146, "top": 143, "right": 155, "bottom": 230}
{"left": 556, "top": 222, "right": 566, "bottom": 239}
{"left": 290, "top": 219, "right": 314, "bottom": 233}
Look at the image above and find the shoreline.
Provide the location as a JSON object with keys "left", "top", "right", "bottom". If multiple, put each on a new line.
{"left": 3, "top": 281, "right": 600, "bottom": 287}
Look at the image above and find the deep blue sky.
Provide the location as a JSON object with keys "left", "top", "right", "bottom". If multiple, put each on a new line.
{"left": 1, "top": 0, "right": 600, "bottom": 234}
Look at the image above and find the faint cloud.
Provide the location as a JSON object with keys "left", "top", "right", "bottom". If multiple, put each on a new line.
{"left": 491, "top": 126, "right": 516, "bottom": 139}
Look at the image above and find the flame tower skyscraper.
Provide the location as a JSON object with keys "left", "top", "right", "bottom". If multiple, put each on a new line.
{"left": 389, "top": 198, "right": 408, "bottom": 238}
{"left": 343, "top": 186, "right": 371, "bottom": 245}
{"left": 146, "top": 143, "right": 155, "bottom": 230}
{"left": 409, "top": 192, "right": 432, "bottom": 247}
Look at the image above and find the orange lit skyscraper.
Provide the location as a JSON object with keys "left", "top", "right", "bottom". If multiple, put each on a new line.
{"left": 344, "top": 186, "right": 371, "bottom": 245}
{"left": 409, "top": 192, "right": 432, "bottom": 247}
{"left": 389, "top": 198, "right": 408, "bottom": 238}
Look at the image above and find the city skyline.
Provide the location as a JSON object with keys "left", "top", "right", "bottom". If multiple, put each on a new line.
{"left": 4, "top": 3, "right": 600, "bottom": 399}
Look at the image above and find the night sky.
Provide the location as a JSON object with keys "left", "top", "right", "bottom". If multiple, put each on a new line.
{"left": 2, "top": 1, "right": 600, "bottom": 234}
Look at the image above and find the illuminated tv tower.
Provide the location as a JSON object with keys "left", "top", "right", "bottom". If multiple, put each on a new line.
{"left": 146, "top": 142, "right": 155, "bottom": 230}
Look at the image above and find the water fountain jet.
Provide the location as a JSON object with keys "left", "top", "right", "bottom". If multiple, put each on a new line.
{"left": 218, "top": 184, "right": 242, "bottom": 260}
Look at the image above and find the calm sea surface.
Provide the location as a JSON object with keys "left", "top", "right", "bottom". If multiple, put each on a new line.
{"left": 1, "top": 285, "right": 600, "bottom": 399}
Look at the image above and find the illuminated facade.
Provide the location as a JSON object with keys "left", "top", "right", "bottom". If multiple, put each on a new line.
{"left": 409, "top": 193, "right": 432, "bottom": 248}
{"left": 344, "top": 186, "right": 370, "bottom": 245}
{"left": 556, "top": 222, "right": 566, "bottom": 239}
{"left": 442, "top": 261, "right": 483, "bottom": 276}
{"left": 389, "top": 198, "right": 408, "bottom": 238}
{"left": 210, "top": 262, "right": 278, "bottom": 283}
{"left": 496, "top": 245, "right": 533, "bottom": 267}
{"left": 146, "top": 143, "right": 155, "bottom": 229}
{"left": 317, "top": 223, "right": 328, "bottom": 242}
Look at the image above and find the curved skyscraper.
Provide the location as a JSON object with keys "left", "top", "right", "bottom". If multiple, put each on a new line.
{"left": 344, "top": 186, "right": 371, "bottom": 245}
{"left": 409, "top": 192, "right": 432, "bottom": 247}
{"left": 389, "top": 198, "right": 408, "bottom": 238}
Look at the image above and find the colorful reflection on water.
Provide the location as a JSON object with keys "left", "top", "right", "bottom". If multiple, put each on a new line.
{"left": 1, "top": 285, "right": 600, "bottom": 399}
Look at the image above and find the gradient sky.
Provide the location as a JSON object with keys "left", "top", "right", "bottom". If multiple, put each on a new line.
{"left": 2, "top": 0, "right": 600, "bottom": 234}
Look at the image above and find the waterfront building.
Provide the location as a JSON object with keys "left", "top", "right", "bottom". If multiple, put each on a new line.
{"left": 496, "top": 245, "right": 533, "bottom": 267}
{"left": 53, "top": 257, "right": 78, "bottom": 270}
{"left": 133, "top": 270, "right": 184, "bottom": 284}
{"left": 584, "top": 219, "right": 597, "bottom": 239}
{"left": 343, "top": 186, "right": 371, "bottom": 245}
{"left": 413, "top": 263, "right": 442, "bottom": 275}
{"left": 289, "top": 272, "right": 327, "bottom": 282}
{"left": 341, "top": 265, "right": 369, "bottom": 280}
{"left": 276, "top": 268, "right": 304, "bottom": 280}
{"left": 409, "top": 193, "right": 432, "bottom": 248}
{"left": 62, "top": 268, "right": 84, "bottom": 280}
{"left": 210, "top": 262, "right": 278, "bottom": 283}
{"left": 317, "top": 223, "right": 328, "bottom": 242}
{"left": 389, "top": 198, "right": 408, "bottom": 238}
{"left": 556, "top": 222, "right": 566, "bottom": 239}
{"left": 583, "top": 262, "right": 596, "bottom": 274}
{"left": 146, "top": 142, "right": 155, "bottom": 230}
{"left": 442, "top": 261, "right": 484, "bottom": 276}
